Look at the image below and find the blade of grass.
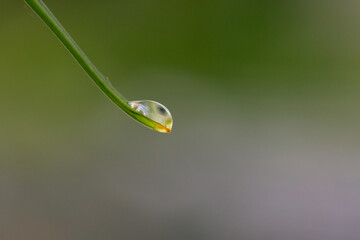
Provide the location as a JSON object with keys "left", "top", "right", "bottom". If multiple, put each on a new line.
{"left": 24, "top": 0, "right": 170, "bottom": 132}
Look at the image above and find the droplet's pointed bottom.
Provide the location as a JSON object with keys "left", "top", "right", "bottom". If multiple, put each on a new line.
{"left": 128, "top": 100, "right": 173, "bottom": 133}
{"left": 157, "top": 126, "right": 171, "bottom": 133}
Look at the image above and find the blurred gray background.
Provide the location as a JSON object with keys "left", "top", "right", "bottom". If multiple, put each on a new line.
{"left": 1, "top": 0, "right": 360, "bottom": 239}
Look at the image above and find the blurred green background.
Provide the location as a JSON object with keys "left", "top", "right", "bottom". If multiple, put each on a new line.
{"left": 1, "top": 0, "right": 360, "bottom": 239}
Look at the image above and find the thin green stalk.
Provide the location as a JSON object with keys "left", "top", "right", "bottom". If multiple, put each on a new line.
{"left": 25, "top": 0, "right": 170, "bottom": 132}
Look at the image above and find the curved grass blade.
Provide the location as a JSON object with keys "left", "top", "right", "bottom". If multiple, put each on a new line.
{"left": 24, "top": 0, "right": 173, "bottom": 133}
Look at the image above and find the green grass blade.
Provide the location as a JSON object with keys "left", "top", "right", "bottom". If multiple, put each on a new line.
{"left": 24, "top": 0, "right": 172, "bottom": 133}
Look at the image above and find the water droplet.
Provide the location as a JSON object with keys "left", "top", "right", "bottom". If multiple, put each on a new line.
{"left": 128, "top": 100, "right": 173, "bottom": 133}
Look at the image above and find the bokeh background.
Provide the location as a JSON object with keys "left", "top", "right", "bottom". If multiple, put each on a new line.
{"left": 1, "top": 0, "right": 360, "bottom": 239}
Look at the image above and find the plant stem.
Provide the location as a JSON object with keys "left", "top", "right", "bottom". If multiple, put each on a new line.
{"left": 24, "top": 0, "right": 168, "bottom": 132}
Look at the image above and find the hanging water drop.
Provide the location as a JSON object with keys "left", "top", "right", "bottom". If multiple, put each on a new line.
{"left": 128, "top": 100, "right": 173, "bottom": 133}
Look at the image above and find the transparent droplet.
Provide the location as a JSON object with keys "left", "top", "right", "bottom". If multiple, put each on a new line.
{"left": 128, "top": 100, "right": 173, "bottom": 133}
